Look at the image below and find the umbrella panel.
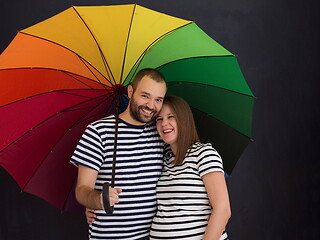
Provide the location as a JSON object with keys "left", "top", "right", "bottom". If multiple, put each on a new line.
{"left": 0, "top": 87, "right": 110, "bottom": 151}
{"left": 0, "top": 33, "right": 109, "bottom": 85}
{"left": 0, "top": 68, "right": 108, "bottom": 107}
{"left": 191, "top": 108, "right": 251, "bottom": 174}
{"left": 22, "top": 97, "right": 114, "bottom": 211}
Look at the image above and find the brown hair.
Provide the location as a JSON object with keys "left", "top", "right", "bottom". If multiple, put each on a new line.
{"left": 131, "top": 68, "right": 166, "bottom": 91}
{"left": 163, "top": 95, "right": 200, "bottom": 165}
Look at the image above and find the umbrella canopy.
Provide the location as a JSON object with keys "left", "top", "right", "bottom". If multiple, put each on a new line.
{"left": 0, "top": 4, "right": 254, "bottom": 211}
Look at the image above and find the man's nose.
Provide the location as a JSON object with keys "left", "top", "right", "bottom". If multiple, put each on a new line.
{"left": 146, "top": 99, "right": 154, "bottom": 110}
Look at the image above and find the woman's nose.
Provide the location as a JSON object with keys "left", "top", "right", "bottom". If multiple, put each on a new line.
{"left": 161, "top": 118, "right": 168, "bottom": 126}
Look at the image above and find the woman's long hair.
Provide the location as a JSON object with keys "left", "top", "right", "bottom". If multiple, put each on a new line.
{"left": 163, "top": 96, "right": 200, "bottom": 165}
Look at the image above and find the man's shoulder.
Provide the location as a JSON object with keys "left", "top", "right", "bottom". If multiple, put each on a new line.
{"left": 88, "top": 116, "right": 157, "bottom": 135}
{"left": 145, "top": 121, "right": 157, "bottom": 130}
{"left": 89, "top": 115, "right": 115, "bottom": 128}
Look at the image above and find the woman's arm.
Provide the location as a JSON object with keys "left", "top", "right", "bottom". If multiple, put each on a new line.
{"left": 202, "top": 171, "right": 231, "bottom": 240}
{"left": 85, "top": 208, "right": 97, "bottom": 224}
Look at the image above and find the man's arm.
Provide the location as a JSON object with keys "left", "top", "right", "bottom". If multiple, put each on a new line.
{"left": 75, "top": 165, "right": 103, "bottom": 210}
{"left": 75, "top": 165, "right": 122, "bottom": 210}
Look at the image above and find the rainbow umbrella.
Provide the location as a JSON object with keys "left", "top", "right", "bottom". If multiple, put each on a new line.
{"left": 0, "top": 4, "right": 254, "bottom": 211}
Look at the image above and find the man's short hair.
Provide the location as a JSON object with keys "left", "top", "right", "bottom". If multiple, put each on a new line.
{"left": 131, "top": 68, "right": 166, "bottom": 91}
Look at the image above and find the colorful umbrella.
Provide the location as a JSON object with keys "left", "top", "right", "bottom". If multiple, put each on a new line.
{"left": 0, "top": 4, "right": 254, "bottom": 211}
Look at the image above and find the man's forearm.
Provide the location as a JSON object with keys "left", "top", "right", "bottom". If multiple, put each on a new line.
{"left": 76, "top": 185, "right": 103, "bottom": 210}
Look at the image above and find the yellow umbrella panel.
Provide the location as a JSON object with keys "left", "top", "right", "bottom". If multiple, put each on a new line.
{"left": 20, "top": 5, "right": 191, "bottom": 85}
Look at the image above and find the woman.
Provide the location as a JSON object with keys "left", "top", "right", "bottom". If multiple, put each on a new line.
{"left": 149, "top": 95, "right": 230, "bottom": 240}
{"left": 86, "top": 96, "right": 231, "bottom": 239}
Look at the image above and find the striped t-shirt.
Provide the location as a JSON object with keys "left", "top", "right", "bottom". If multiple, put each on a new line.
{"left": 71, "top": 115, "right": 164, "bottom": 240}
{"left": 150, "top": 142, "right": 228, "bottom": 240}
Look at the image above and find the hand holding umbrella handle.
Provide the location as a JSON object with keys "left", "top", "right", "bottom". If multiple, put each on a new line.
{"left": 102, "top": 182, "right": 114, "bottom": 214}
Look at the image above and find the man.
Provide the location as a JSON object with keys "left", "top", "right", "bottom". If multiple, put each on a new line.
{"left": 70, "top": 68, "right": 167, "bottom": 240}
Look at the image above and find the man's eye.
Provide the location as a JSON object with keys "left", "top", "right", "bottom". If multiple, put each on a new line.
{"left": 156, "top": 99, "right": 163, "bottom": 103}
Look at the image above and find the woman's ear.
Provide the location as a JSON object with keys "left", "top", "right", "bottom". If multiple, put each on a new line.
{"left": 127, "top": 85, "right": 133, "bottom": 98}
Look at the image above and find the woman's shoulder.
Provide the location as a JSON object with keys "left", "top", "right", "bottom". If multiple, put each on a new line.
{"left": 188, "top": 142, "right": 221, "bottom": 159}
{"left": 190, "top": 143, "right": 224, "bottom": 173}
{"left": 190, "top": 142, "right": 217, "bottom": 152}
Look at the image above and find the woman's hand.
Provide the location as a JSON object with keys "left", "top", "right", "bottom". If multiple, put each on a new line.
{"left": 85, "top": 208, "right": 96, "bottom": 224}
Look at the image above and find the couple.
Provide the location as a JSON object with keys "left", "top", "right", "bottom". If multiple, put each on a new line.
{"left": 71, "top": 68, "right": 231, "bottom": 240}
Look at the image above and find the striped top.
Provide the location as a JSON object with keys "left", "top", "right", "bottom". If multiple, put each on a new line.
{"left": 150, "top": 142, "right": 228, "bottom": 240}
{"left": 71, "top": 115, "right": 164, "bottom": 240}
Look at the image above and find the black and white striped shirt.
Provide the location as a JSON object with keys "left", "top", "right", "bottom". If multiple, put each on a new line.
{"left": 150, "top": 142, "right": 228, "bottom": 240}
{"left": 71, "top": 115, "right": 164, "bottom": 240}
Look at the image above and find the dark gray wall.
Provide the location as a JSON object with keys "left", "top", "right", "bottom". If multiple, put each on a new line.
{"left": 1, "top": 0, "right": 319, "bottom": 239}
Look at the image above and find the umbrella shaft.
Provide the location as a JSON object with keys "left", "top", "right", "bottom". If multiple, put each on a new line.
{"left": 111, "top": 97, "right": 120, "bottom": 187}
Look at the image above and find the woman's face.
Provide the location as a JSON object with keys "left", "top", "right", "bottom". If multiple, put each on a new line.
{"left": 156, "top": 104, "right": 178, "bottom": 148}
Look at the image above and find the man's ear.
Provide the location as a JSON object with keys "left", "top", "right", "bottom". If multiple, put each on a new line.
{"left": 127, "top": 85, "right": 133, "bottom": 98}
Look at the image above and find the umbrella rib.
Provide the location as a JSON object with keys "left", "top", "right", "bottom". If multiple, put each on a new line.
{"left": 18, "top": 32, "right": 112, "bottom": 86}
{"left": 167, "top": 81, "right": 254, "bottom": 98}
{"left": 121, "top": 22, "right": 194, "bottom": 85}
{"left": 0, "top": 92, "right": 114, "bottom": 155}
{"left": 0, "top": 88, "right": 110, "bottom": 110}
{"left": 55, "top": 89, "right": 112, "bottom": 100}
{"left": 0, "top": 67, "right": 109, "bottom": 90}
{"left": 63, "top": 70, "right": 111, "bottom": 93}
{"left": 0, "top": 69, "right": 111, "bottom": 109}
{"left": 119, "top": 4, "right": 137, "bottom": 84}
{"left": 156, "top": 55, "right": 235, "bottom": 69}
{"left": 48, "top": 92, "right": 116, "bottom": 126}
{"left": 72, "top": 6, "right": 116, "bottom": 86}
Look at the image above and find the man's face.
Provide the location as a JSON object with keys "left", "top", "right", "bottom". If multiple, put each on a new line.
{"left": 128, "top": 76, "right": 166, "bottom": 124}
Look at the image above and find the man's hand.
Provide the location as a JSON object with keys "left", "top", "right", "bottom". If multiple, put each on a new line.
{"left": 107, "top": 187, "right": 122, "bottom": 207}
{"left": 85, "top": 187, "right": 122, "bottom": 223}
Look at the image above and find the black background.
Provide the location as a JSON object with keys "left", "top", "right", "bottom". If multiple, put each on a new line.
{"left": 0, "top": 0, "right": 319, "bottom": 239}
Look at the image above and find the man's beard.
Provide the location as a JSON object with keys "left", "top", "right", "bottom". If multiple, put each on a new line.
{"left": 129, "top": 96, "right": 158, "bottom": 124}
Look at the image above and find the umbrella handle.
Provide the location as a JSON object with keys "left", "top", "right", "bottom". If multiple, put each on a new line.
{"left": 102, "top": 182, "right": 114, "bottom": 214}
